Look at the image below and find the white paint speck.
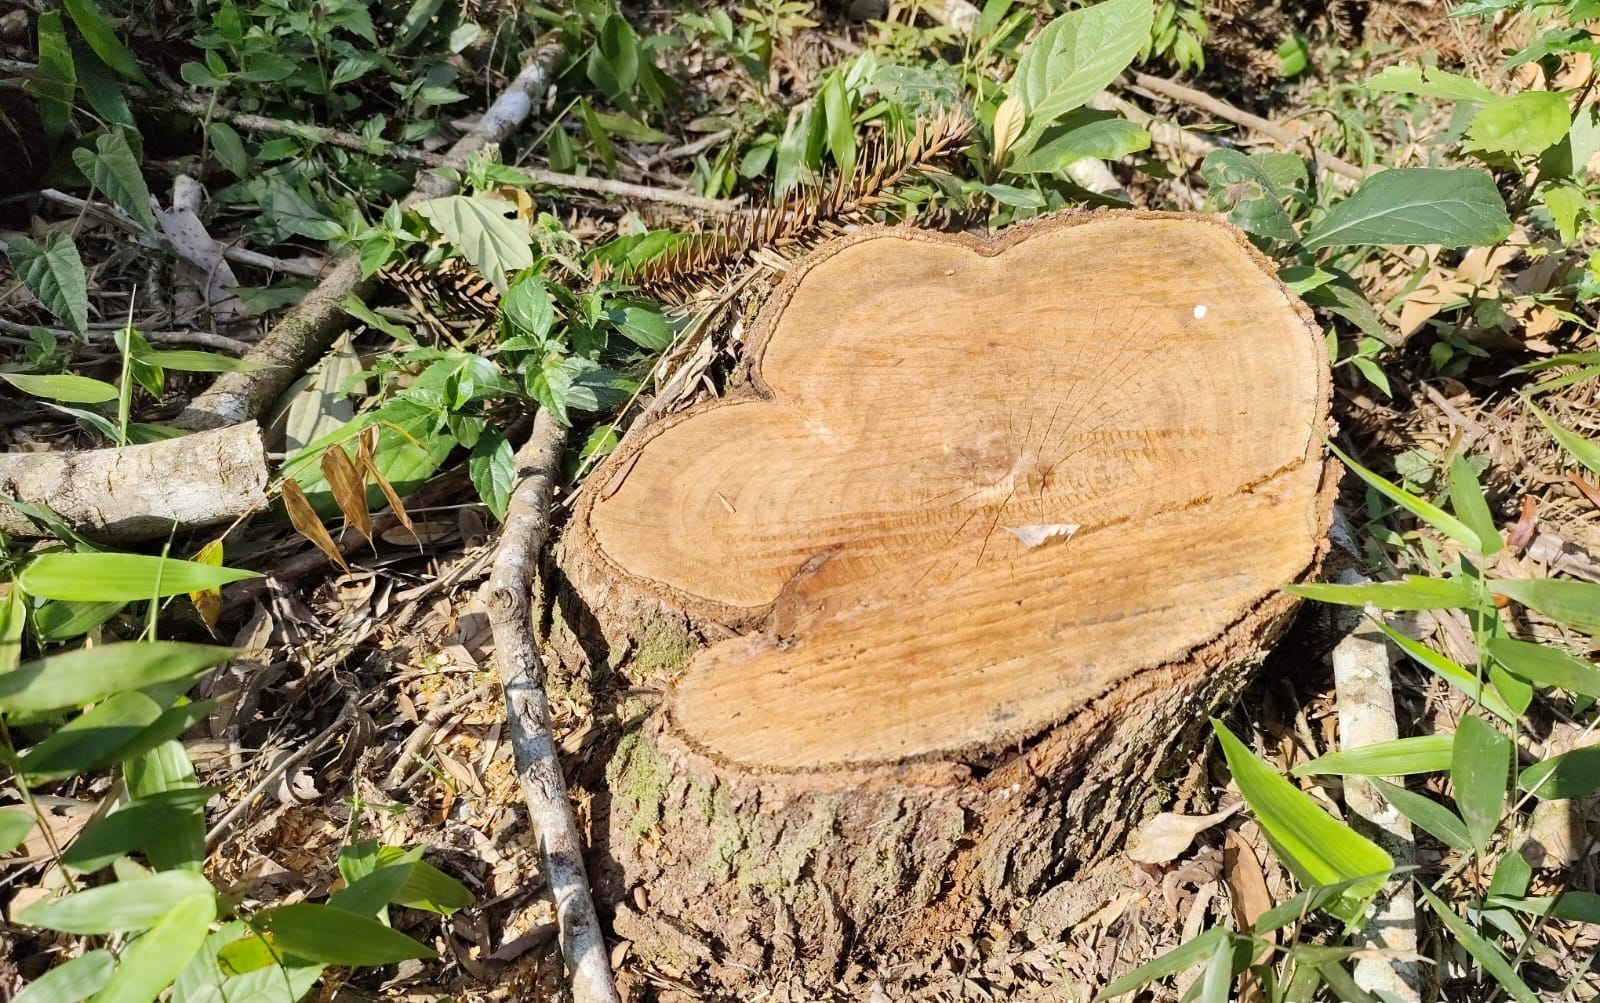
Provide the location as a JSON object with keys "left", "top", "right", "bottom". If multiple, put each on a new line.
{"left": 1194, "top": 304, "right": 1208, "bottom": 319}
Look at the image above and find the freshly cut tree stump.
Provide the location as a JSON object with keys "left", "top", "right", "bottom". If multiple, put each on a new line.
{"left": 562, "top": 211, "right": 1336, "bottom": 988}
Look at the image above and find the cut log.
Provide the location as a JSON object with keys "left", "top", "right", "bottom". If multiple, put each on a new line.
{"left": 561, "top": 211, "right": 1336, "bottom": 989}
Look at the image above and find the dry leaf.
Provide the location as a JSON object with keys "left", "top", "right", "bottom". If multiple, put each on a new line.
{"left": 283, "top": 334, "right": 365, "bottom": 453}
{"left": 321, "top": 446, "right": 373, "bottom": 545}
{"left": 282, "top": 478, "right": 350, "bottom": 572}
{"left": 1126, "top": 804, "right": 1240, "bottom": 864}
{"left": 359, "top": 427, "right": 415, "bottom": 534}
{"left": 991, "top": 94, "right": 1026, "bottom": 168}
{"left": 188, "top": 537, "right": 225, "bottom": 630}
{"left": 1223, "top": 829, "right": 1274, "bottom": 934}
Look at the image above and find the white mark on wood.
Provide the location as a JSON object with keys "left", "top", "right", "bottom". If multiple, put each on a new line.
{"left": 715, "top": 492, "right": 736, "bottom": 514}
{"left": 1193, "top": 304, "right": 1208, "bottom": 319}
{"left": 1004, "top": 523, "right": 1080, "bottom": 549}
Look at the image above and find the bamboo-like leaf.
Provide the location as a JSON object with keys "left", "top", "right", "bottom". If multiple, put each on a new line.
{"left": 1198, "top": 935, "right": 1233, "bottom": 1003}
{"left": 1448, "top": 456, "right": 1501, "bottom": 556}
{"left": 19, "top": 870, "right": 213, "bottom": 934}
{"left": 2, "top": 373, "right": 120, "bottom": 404}
{"left": 19, "top": 690, "right": 163, "bottom": 781}
{"left": 90, "top": 892, "right": 216, "bottom": 1003}
{"left": 320, "top": 446, "right": 373, "bottom": 545}
{"left": 360, "top": 426, "right": 415, "bottom": 533}
{"left": 19, "top": 553, "right": 257, "bottom": 602}
{"left": 1453, "top": 716, "right": 1510, "bottom": 855}
{"left": 1288, "top": 576, "right": 1478, "bottom": 611}
{"left": 1, "top": 581, "right": 25, "bottom": 673}
{"left": 252, "top": 903, "right": 435, "bottom": 965}
{"left": 1372, "top": 778, "right": 1472, "bottom": 850}
{"left": 281, "top": 478, "right": 350, "bottom": 572}
{"left": 1488, "top": 636, "right": 1600, "bottom": 697}
{"left": 13, "top": 949, "right": 115, "bottom": 1003}
{"left": 1416, "top": 883, "right": 1539, "bottom": 1003}
{"left": 62, "top": 789, "right": 214, "bottom": 873}
{"left": 61, "top": 0, "right": 149, "bottom": 83}
{"left": 1520, "top": 747, "right": 1600, "bottom": 800}
{"left": 0, "top": 807, "right": 35, "bottom": 852}
{"left": 1490, "top": 579, "right": 1600, "bottom": 634}
{"left": 1095, "top": 927, "right": 1231, "bottom": 1000}
{"left": 1376, "top": 621, "right": 1516, "bottom": 723}
{"left": 1292, "top": 735, "right": 1452, "bottom": 777}
{"left": 1526, "top": 400, "right": 1600, "bottom": 478}
{"left": 0, "top": 642, "right": 237, "bottom": 714}
{"left": 1326, "top": 440, "right": 1486, "bottom": 551}
{"left": 1214, "top": 720, "right": 1392, "bottom": 923}
{"left": 134, "top": 350, "right": 272, "bottom": 373}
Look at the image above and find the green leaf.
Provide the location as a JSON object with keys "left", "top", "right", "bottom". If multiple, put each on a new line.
{"left": 1372, "top": 778, "right": 1472, "bottom": 851}
{"left": 1488, "top": 848, "right": 1533, "bottom": 898}
{"left": 501, "top": 276, "right": 555, "bottom": 339}
{"left": 62, "top": 0, "right": 149, "bottom": 84}
{"left": 1520, "top": 746, "right": 1600, "bottom": 800}
{"left": 1376, "top": 621, "right": 1517, "bottom": 723}
{"left": 1198, "top": 934, "right": 1233, "bottom": 1003}
{"left": 1301, "top": 168, "right": 1513, "bottom": 251}
{"left": 30, "top": 11, "right": 75, "bottom": 143}
{"left": 1252, "top": 876, "right": 1386, "bottom": 935}
{"left": 1365, "top": 64, "right": 1495, "bottom": 103}
{"left": 34, "top": 600, "right": 126, "bottom": 643}
{"left": 252, "top": 903, "right": 435, "bottom": 965}
{"left": 134, "top": 350, "right": 272, "bottom": 373}
{"left": 0, "top": 642, "right": 239, "bottom": 715}
{"left": 1011, "top": 0, "right": 1152, "bottom": 141}
{"left": 1453, "top": 716, "right": 1510, "bottom": 855}
{"left": 175, "top": 923, "right": 325, "bottom": 1003}
{"left": 2, "top": 373, "right": 119, "bottom": 404}
{"left": 1288, "top": 576, "right": 1479, "bottom": 611}
{"left": 1490, "top": 892, "right": 1600, "bottom": 922}
{"left": 1417, "top": 883, "right": 1540, "bottom": 1003}
{"left": 1447, "top": 456, "right": 1501, "bottom": 556}
{"left": 18, "top": 870, "right": 214, "bottom": 933}
{"left": 1200, "top": 149, "right": 1296, "bottom": 242}
{"left": 206, "top": 121, "right": 251, "bottom": 177}
{"left": 1526, "top": 399, "right": 1600, "bottom": 478}
{"left": 821, "top": 76, "right": 857, "bottom": 178}
{"left": 1488, "top": 636, "right": 1600, "bottom": 697}
{"left": 1490, "top": 578, "right": 1600, "bottom": 634}
{"left": 91, "top": 893, "right": 217, "bottom": 1003}
{"left": 1539, "top": 183, "right": 1588, "bottom": 243}
{"left": 0, "top": 807, "right": 36, "bottom": 852}
{"left": 1007, "top": 112, "right": 1149, "bottom": 174}
{"left": 13, "top": 950, "right": 115, "bottom": 1003}
{"left": 73, "top": 130, "right": 156, "bottom": 232}
{"left": 73, "top": 40, "right": 134, "bottom": 130}
{"left": 62, "top": 789, "right": 215, "bottom": 873}
{"left": 1213, "top": 720, "right": 1391, "bottom": 923}
{"left": 1292, "top": 735, "right": 1452, "bottom": 777}
{"left": 328, "top": 859, "right": 417, "bottom": 917}
{"left": 610, "top": 305, "right": 673, "bottom": 350}
{"left": 125, "top": 740, "right": 204, "bottom": 871}
{"left": 19, "top": 552, "right": 258, "bottom": 602}
{"left": 1094, "top": 927, "right": 1230, "bottom": 1000}
{"left": 468, "top": 430, "right": 515, "bottom": 522}
{"left": 6, "top": 233, "right": 90, "bottom": 335}
{"left": 1326, "top": 439, "right": 1487, "bottom": 551}
{"left": 412, "top": 196, "right": 533, "bottom": 295}
{"left": 1469, "top": 91, "right": 1572, "bottom": 157}
{"left": 19, "top": 690, "right": 163, "bottom": 781}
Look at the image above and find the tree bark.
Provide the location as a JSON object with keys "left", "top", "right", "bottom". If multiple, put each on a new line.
{"left": 559, "top": 211, "right": 1336, "bottom": 991}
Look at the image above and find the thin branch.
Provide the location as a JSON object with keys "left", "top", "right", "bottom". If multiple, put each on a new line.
{"left": 482, "top": 408, "right": 619, "bottom": 1003}
{"left": 0, "top": 315, "right": 254, "bottom": 354}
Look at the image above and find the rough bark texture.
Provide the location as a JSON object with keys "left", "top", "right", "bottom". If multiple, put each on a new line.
{"left": 559, "top": 211, "right": 1336, "bottom": 991}
{"left": 0, "top": 421, "right": 267, "bottom": 542}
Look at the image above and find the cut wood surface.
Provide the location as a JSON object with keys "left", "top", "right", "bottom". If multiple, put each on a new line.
{"left": 561, "top": 210, "right": 1336, "bottom": 987}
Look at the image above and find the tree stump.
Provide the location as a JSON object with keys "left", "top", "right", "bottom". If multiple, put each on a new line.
{"left": 561, "top": 211, "right": 1336, "bottom": 989}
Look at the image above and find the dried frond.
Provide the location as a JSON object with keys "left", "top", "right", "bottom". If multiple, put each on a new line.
{"left": 629, "top": 111, "right": 974, "bottom": 303}
{"left": 380, "top": 256, "right": 501, "bottom": 322}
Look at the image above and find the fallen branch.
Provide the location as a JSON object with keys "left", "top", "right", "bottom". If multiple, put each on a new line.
{"left": 0, "top": 421, "right": 268, "bottom": 542}
{"left": 205, "top": 696, "right": 356, "bottom": 849}
{"left": 481, "top": 408, "right": 618, "bottom": 1003}
{"left": 1129, "top": 72, "right": 1368, "bottom": 185}
{"left": 0, "top": 316, "right": 254, "bottom": 354}
{"left": 174, "top": 46, "right": 565, "bottom": 430}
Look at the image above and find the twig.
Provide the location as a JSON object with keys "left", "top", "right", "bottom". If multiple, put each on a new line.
{"left": 174, "top": 45, "right": 566, "bottom": 430}
{"left": 205, "top": 696, "right": 355, "bottom": 849}
{"left": 636, "top": 129, "right": 733, "bottom": 170}
{"left": 0, "top": 316, "right": 253, "bottom": 354}
{"left": 1129, "top": 72, "right": 1369, "bottom": 185}
{"left": 36, "top": 188, "right": 327, "bottom": 280}
{"left": 163, "top": 88, "right": 738, "bottom": 213}
{"left": 481, "top": 408, "right": 618, "bottom": 1003}
{"left": 384, "top": 689, "right": 482, "bottom": 790}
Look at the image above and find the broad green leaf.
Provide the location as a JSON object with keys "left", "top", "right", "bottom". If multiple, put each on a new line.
{"left": 1520, "top": 746, "right": 1600, "bottom": 800}
{"left": 1490, "top": 892, "right": 1600, "bottom": 922}
{"left": 19, "top": 870, "right": 213, "bottom": 933}
{"left": 19, "top": 553, "right": 258, "bottom": 602}
{"left": 1376, "top": 621, "right": 1516, "bottom": 723}
{"left": 134, "top": 350, "right": 272, "bottom": 373}
{"left": 1447, "top": 456, "right": 1501, "bottom": 556}
{"left": 1301, "top": 168, "right": 1512, "bottom": 250}
{"left": 1539, "top": 183, "right": 1588, "bottom": 243}
{"left": 1365, "top": 64, "right": 1495, "bottom": 103}
{"left": 3, "top": 373, "right": 119, "bottom": 404}
{"left": 610, "top": 305, "right": 673, "bottom": 351}
{"left": 1292, "top": 735, "right": 1452, "bottom": 777}
{"left": 501, "top": 277, "right": 555, "bottom": 339}
{"left": 1372, "top": 778, "right": 1472, "bottom": 851}
{"left": 91, "top": 893, "right": 216, "bottom": 1003}
{"left": 1526, "top": 400, "right": 1600, "bottom": 478}
{"left": 1488, "top": 848, "right": 1533, "bottom": 898}
{"left": 393, "top": 859, "right": 472, "bottom": 914}
{"left": 1011, "top": 0, "right": 1151, "bottom": 140}
{"left": 62, "top": 0, "right": 149, "bottom": 83}
{"left": 1288, "top": 576, "right": 1478, "bottom": 611}
{"left": 1007, "top": 112, "right": 1149, "bottom": 174}
{"left": 252, "top": 903, "right": 435, "bottom": 965}
{"left": 328, "top": 859, "right": 418, "bottom": 917}
{"left": 73, "top": 130, "right": 156, "bottom": 232}
{"left": 411, "top": 196, "right": 534, "bottom": 294}
{"left": 19, "top": 690, "right": 163, "bottom": 781}
{"left": 124, "top": 740, "right": 206, "bottom": 871}
{"left": 1452, "top": 716, "right": 1510, "bottom": 855}
{"left": 62, "top": 789, "right": 214, "bottom": 873}
{"left": 0, "top": 807, "right": 35, "bottom": 852}
{"left": 1214, "top": 720, "right": 1391, "bottom": 922}
{"left": 176, "top": 922, "right": 324, "bottom": 1003}
{"left": 35, "top": 600, "right": 125, "bottom": 643}
{"left": 0, "top": 585, "right": 23, "bottom": 673}
{"left": 0, "top": 642, "right": 238, "bottom": 714}
{"left": 1095, "top": 927, "right": 1230, "bottom": 1000}
{"left": 468, "top": 430, "right": 515, "bottom": 522}
{"left": 5, "top": 234, "right": 90, "bottom": 335}
{"left": 1200, "top": 149, "right": 1296, "bottom": 242}
{"left": 1489, "top": 636, "right": 1600, "bottom": 697}
{"left": 14, "top": 950, "right": 115, "bottom": 1003}
{"left": 1469, "top": 91, "right": 1571, "bottom": 156}
{"left": 1327, "top": 440, "right": 1487, "bottom": 551}
{"left": 207, "top": 121, "right": 251, "bottom": 177}
{"left": 1490, "top": 578, "right": 1600, "bottom": 634}
{"left": 1417, "top": 884, "right": 1539, "bottom": 1003}
{"left": 821, "top": 76, "right": 856, "bottom": 177}
{"left": 30, "top": 11, "right": 75, "bottom": 143}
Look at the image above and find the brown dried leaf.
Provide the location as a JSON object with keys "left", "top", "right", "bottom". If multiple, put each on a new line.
{"left": 321, "top": 445, "right": 373, "bottom": 545}
{"left": 1223, "top": 829, "right": 1274, "bottom": 936}
{"left": 282, "top": 478, "right": 350, "bottom": 572}
{"left": 359, "top": 434, "right": 415, "bottom": 535}
{"left": 1126, "top": 805, "right": 1239, "bottom": 865}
